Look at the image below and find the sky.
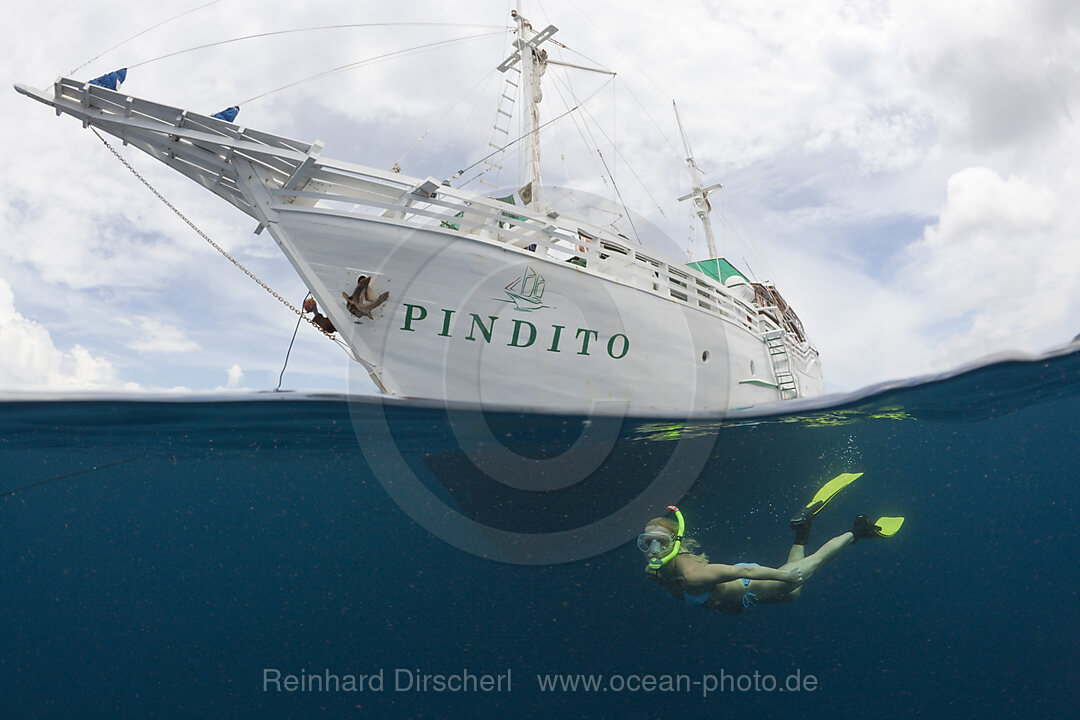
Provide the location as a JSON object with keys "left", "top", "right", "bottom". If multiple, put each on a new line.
{"left": 2, "top": 0, "right": 1078, "bottom": 398}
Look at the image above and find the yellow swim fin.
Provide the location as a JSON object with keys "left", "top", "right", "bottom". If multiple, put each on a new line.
{"left": 852, "top": 514, "right": 905, "bottom": 540}
{"left": 805, "top": 472, "right": 863, "bottom": 515}
{"left": 872, "top": 516, "right": 905, "bottom": 538}
{"left": 791, "top": 472, "right": 863, "bottom": 536}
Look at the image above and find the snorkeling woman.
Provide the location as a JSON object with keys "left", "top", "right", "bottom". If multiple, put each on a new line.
{"left": 641, "top": 473, "right": 903, "bottom": 615}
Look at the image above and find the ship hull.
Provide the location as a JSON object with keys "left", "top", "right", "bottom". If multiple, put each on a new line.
{"left": 272, "top": 210, "right": 822, "bottom": 415}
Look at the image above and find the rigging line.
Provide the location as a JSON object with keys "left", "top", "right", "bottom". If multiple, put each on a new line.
{"left": 455, "top": 107, "right": 578, "bottom": 187}
{"left": 567, "top": 86, "right": 668, "bottom": 221}
{"left": 615, "top": 78, "right": 682, "bottom": 162}
{"left": 2, "top": 457, "right": 139, "bottom": 498}
{"left": 566, "top": 0, "right": 672, "bottom": 101}
{"left": 237, "top": 31, "right": 506, "bottom": 105}
{"left": 127, "top": 22, "right": 509, "bottom": 70}
{"left": 544, "top": 59, "right": 668, "bottom": 222}
{"left": 454, "top": 76, "right": 614, "bottom": 187}
{"left": 533, "top": 0, "right": 608, "bottom": 71}
{"left": 562, "top": 92, "right": 648, "bottom": 243}
{"left": 549, "top": 70, "right": 640, "bottom": 241}
{"left": 89, "top": 128, "right": 336, "bottom": 340}
{"left": 546, "top": 41, "right": 580, "bottom": 183}
{"left": 547, "top": 74, "right": 615, "bottom": 202}
{"left": 531, "top": 0, "right": 616, "bottom": 82}
{"left": 276, "top": 293, "right": 310, "bottom": 392}
{"left": 543, "top": 33, "right": 609, "bottom": 73}
{"left": 555, "top": 44, "right": 611, "bottom": 74}
{"left": 719, "top": 197, "right": 769, "bottom": 280}
{"left": 398, "top": 65, "right": 500, "bottom": 169}
{"left": 595, "top": 145, "right": 641, "bottom": 244}
{"left": 71, "top": 0, "right": 224, "bottom": 74}
{"left": 435, "top": 69, "right": 503, "bottom": 182}
{"left": 565, "top": 0, "right": 687, "bottom": 161}
{"left": 551, "top": 40, "right": 616, "bottom": 207}
{"left": 548, "top": 78, "right": 609, "bottom": 191}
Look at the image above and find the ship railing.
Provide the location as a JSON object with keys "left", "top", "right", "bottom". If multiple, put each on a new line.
{"left": 754, "top": 310, "right": 818, "bottom": 362}
{"left": 35, "top": 77, "right": 323, "bottom": 221}
{"left": 273, "top": 164, "right": 779, "bottom": 338}
{"left": 281, "top": 162, "right": 817, "bottom": 355}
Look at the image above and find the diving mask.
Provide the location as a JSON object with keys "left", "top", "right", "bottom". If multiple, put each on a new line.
{"left": 637, "top": 530, "right": 674, "bottom": 555}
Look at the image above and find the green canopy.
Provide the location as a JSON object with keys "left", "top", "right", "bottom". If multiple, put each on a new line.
{"left": 686, "top": 258, "right": 748, "bottom": 285}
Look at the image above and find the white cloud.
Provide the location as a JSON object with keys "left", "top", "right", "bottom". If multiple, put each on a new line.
{"left": 0, "top": 277, "right": 136, "bottom": 391}
{"left": 895, "top": 0, "right": 1080, "bottom": 150}
{"left": 122, "top": 316, "right": 200, "bottom": 354}
{"left": 900, "top": 167, "right": 1080, "bottom": 365}
{"left": 225, "top": 363, "right": 244, "bottom": 388}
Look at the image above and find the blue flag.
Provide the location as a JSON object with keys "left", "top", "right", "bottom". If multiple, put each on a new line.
{"left": 212, "top": 106, "right": 240, "bottom": 123}
{"left": 88, "top": 68, "right": 127, "bottom": 90}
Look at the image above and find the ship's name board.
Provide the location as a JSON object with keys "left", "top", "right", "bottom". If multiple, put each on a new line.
{"left": 400, "top": 303, "right": 630, "bottom": 359}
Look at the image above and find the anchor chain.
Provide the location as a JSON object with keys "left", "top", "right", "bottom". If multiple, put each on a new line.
{"left": 91, "top": 127, "right": 336, "bottom": 339}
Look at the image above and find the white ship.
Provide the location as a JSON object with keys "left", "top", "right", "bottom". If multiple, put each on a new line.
{"left": 16, "top": 9, "right": 824, "bottom": 416}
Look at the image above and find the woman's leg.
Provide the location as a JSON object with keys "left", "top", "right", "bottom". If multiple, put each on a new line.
{"left": 780, "top": 543, "right": 806, "bottom": 599}
{"left": 750, "top": 532, "right": 856, "bottom": 604}
{"left": 784, "top": 531, "right": 854, "bottom": 578}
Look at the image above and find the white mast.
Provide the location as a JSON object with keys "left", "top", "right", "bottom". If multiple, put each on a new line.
{"left": 517, "top": 11, "right": 542, "bottom": 213}
{"left": 675, "top": 101, "right": 724, "bottom": 259}
{"left": 499, "top": 5, "right": 557, "bottom": 214}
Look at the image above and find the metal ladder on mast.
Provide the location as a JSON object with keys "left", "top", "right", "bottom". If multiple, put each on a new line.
{"left": 479, "top": 65, "right": 521, "bottom": 189}
{"left": 764, "top": 330, "right": 799, "bottom": 400}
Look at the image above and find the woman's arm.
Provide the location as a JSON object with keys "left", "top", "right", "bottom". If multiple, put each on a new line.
{"left": 677, "top": 556, "right": 800, "bottom": 587}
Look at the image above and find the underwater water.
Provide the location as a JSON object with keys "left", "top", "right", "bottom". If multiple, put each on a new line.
{"left": 2, "top": 347, "right": 1078, "bottom": 719}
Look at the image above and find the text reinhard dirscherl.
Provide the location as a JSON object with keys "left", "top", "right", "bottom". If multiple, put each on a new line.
{"left": 261, "top": 668, "right": 820, "bottom": 697}
{"left": 263, "top": 668, "right": 512, "bottom": 694}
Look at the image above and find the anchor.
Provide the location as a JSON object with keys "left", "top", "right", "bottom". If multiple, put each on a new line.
{"left": 342, "top": 275, "right": 390, "bottom": 322}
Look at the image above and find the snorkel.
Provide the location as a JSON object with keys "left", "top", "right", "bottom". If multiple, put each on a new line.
{"left": 647, "top": 505, "right": 685, "bottom": 570}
